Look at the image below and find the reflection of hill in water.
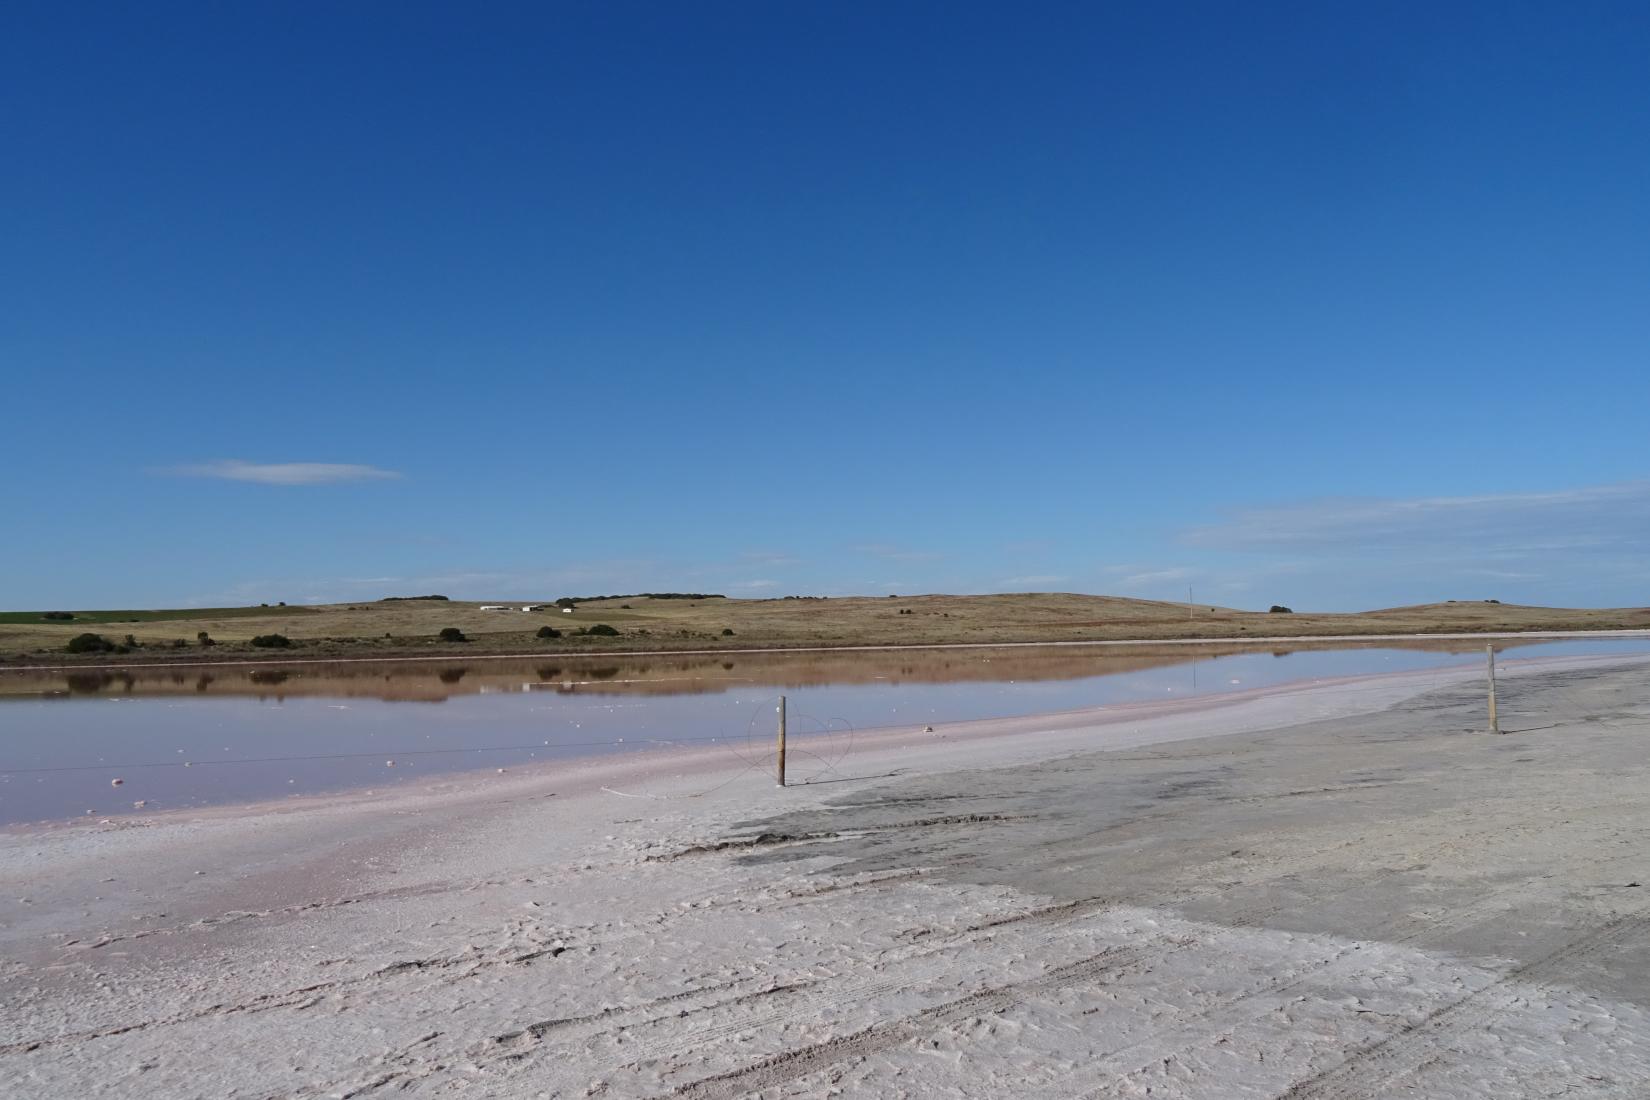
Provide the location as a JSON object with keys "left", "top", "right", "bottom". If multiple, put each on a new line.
{"left": 0, "top": 639, "right": 1546, "bottom": 703}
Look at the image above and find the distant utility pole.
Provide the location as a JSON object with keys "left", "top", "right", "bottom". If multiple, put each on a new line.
{"left": 1188, "top": 586, "right": 1195, "bottom": 620}
{"left": 1487, "top": 645, "right": 1500, "bottom": 734}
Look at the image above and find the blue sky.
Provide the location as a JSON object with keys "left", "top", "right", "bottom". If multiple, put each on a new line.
{"left": 3, "top": 2, "right": 1647, "bottom": 611}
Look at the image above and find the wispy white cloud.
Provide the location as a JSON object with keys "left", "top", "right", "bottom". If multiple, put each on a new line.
{"left": 1001, "top": 538, "right": 1054, "bottom": 555}
{"left": 1002, "top": 574, "right": 1067, "bottom": 587}
{"left": 732, "top": 579, "right": 780, "bottom": 589}
{"left": 1185, "top": 481, "right": 1650, "bottom": 553}
{"left": 738, "top": 550, "right": 801, "bottom": 567}
{"left": 159, "top": 459, "right": 402, "bottom": 486}
{"left": 853, "top": 543, "right": 943, "bottom": 563}
{"left": 1116, "top": 567, "right": 1196, "bottom": 589}
{"left": 1171, "top": 480, "right": 1650, "bottom": 607}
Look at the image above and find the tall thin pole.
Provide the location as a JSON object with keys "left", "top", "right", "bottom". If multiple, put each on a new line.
{"left": 776, "top": 695, "right": 787, "bottom": 786}
{"left": 1486, "top": 644, "right": 1499, "bottom": 734}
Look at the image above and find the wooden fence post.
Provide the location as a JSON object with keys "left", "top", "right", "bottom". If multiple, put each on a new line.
{"left": 1487, "top": 644, "right": 1500, "bottom": 734}
{"left": 777, "top": 695, "right": 787, "bottom": 786}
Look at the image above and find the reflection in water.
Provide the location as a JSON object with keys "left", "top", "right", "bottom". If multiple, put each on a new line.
{"left": 0, "top": 638, "right": 1554, "bottom": 703}
{"left": 0, "top": 639, "right": 1644, "bottom": 827}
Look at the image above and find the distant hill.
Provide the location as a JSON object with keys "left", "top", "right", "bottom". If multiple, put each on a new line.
{"left": 3, "top": 591, "right": 1646, "bottom": 667}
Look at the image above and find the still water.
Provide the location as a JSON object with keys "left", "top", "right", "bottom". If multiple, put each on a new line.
{"left": 2, "top": 639, "right": 1645, "bottom": 825}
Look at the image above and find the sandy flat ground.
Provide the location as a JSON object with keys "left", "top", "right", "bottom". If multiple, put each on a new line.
{"left": 3, "top": 654, "right": 1649, "bottom": 1098}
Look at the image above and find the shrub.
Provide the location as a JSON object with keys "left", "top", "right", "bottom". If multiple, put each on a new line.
{"left": 250, "top": 633, "right": 293, "bottom": 648}
{"left": 585, "top": 623, "right": 620, "bottom": 637}
{"left": 536, "top": 626, "right": 562, "bottom": 640}
{"left": 721, "top": 628, "right": 735, "bottom": 636}
{"left": 42, "top": 611, "right": 75, "bottom": 621}
{"left": 124, "top": 634, "right": 138, "bottom": 647}
{"left": 65, "top": 632, "right": 115, "bottom": 653}
{"left": 438, "top": 627, "right": 467, "bottom": 642}
{"left": 1268, "top": 605, "right": 1293, "bottom": 614}
{"left": 197, "top": 631, "right": 216, "bottom": 647}
{"left": 172, "top": 638, "right": 188, "bottom": 648}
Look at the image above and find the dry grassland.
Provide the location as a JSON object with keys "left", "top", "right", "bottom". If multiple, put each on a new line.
{"left": 3, "top": 592, "right": 1648, "bottom": 667}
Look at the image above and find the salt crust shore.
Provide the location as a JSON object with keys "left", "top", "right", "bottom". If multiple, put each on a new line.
{"left": 3, "top": 652, "right": 1649, "bottom": 1098}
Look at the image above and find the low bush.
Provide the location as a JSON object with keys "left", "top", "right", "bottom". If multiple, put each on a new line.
{"left": 250, "top": 633, "right": 293, "bottom": 648}
{"left": 197, "top": 631, "right": 216, "bottom": 647}
{"left": 536, "top": 626, "right": 562, "bottom": 640}
{"left": 438, "top": 627, "right": 467, "bottom": 642}
{"left": 65, "top": 632, "right": 115, "bottom": 653}
{"left": 585, "top": 623, "right": 620, "bottom": 637}
{"left": 1268, "top": 605, "right": 1293, "bottom": 614}
{"left": 43, "top": 611, "right": 75, "bottom": 621}
{"left": 721, "top": 628, "right": 735, "bottom": 636}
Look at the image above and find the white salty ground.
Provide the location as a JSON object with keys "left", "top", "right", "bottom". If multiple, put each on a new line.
{"left": 3, "top": 654, "right": 1650, "bottom": 1099}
